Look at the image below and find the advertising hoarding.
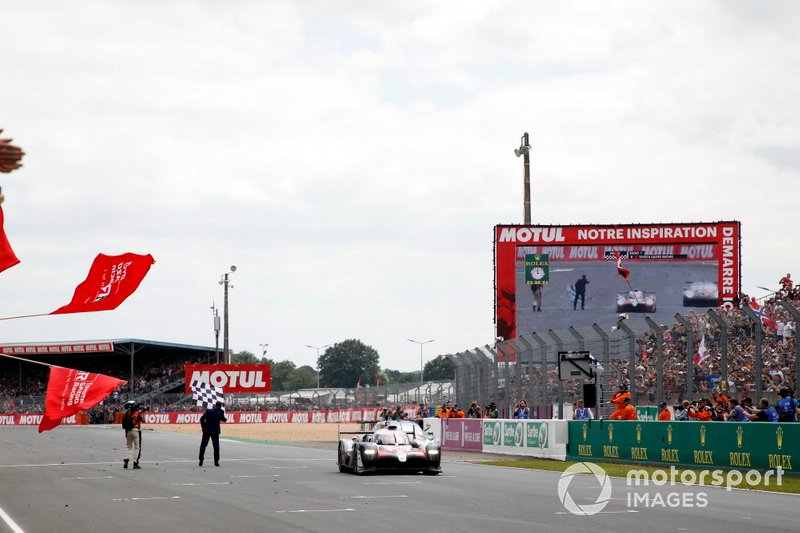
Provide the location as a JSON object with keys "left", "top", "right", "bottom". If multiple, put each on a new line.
{"left": 184, "top": 364, "right": 271, "bottom": 393}
{"left": 494, "top": 222, "right": 741, "bottom": 341}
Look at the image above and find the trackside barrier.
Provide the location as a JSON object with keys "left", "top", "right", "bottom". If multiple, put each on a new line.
{"left": 567, "top": 419, "right": 800, "bottom": 472}
{"left": 482, "top": 419, "right": 569, "bottom": 460}
{"left": 441, "top": 418, "right": 483, "bottom": 451}
{"left": 0, "top": 414, "right": 83, "bottom": 426}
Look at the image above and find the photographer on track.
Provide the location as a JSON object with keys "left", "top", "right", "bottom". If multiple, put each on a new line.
{"left": 121, "top": 401, "right": 145, "bottom": 469}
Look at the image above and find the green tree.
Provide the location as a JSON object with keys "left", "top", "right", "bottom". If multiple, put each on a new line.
{"left": 285, "top": 365, "right": 318, "bottom": 390}
{"left": 231, "top": 350, "right": 260, "bottom": 364}
{"left": 267, "top": 359, "right": 296, "bottom": 391}
{"left": 424, "top": 355, "right": 454, "bottom": 380}
{"left": 318, "top": 339, "right": 380, "bottom": 388}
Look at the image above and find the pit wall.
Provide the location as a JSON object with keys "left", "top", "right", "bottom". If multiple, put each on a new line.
{"left": 566, "top": 419, "right": 799, "bottom": 472}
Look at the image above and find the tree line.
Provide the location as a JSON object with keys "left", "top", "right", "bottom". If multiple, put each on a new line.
{"left": 231, "top": 338, "right": 453, "bottom": 390}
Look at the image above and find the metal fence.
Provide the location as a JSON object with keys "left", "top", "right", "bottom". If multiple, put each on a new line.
{"left": 447, "top": 301, "right": 799, "bottom": 419}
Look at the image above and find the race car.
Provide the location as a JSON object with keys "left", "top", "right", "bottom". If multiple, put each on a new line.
{"left": 682, "top": 281, "right": 718, "bottom": 307}
{"left": 616, "top": 290, "right": 656, "bottom": 313}
{"left": 337, "top": 425, "right": 442, "bottom": 475}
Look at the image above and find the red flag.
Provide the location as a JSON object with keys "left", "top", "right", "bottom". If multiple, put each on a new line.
{"left": 356, "top": 378, "right": 362, "bottom": 389}
{"left": 39, "top": 366, "right": 126, "bottom": 432}
{"left": 749, "top": 297, "right": 778, "bottom": 331}
{"left": 0, "top": 206, "right": 20, "bottom": 274}
{"left": 50, "top": 253, "right": 155, "bottom": 315}
{"left": 614, "top": 251, "right": 630, "bottom": 281}
{"left": 693, "top": 334, "right": 710, "bottom": 365}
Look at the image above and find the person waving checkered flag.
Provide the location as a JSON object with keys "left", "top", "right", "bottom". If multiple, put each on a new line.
{"left": 191, "top": 380, "right": 224, "bottom": 409}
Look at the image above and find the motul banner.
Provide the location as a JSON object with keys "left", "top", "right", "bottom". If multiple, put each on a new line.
{"left": 184, "top": 364, "right": 271, "bottom": 393}
{"left": 138, "top": 407, "right": 416, "bottom": 425}
{"left": 0, "top": 414, "right": 81, "bottom": 426}
{"left": 0, "top": 342, "right": 114, "bottom": 355}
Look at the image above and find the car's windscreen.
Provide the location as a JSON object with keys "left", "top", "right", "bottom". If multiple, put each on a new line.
{"left": 376, "top": 432, "right": 410, "bottom": 445}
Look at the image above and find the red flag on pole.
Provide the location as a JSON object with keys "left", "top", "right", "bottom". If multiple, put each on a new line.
{"left": 50, "top": 253, "right": 155, "bottom": 315}
{"left": 0, "top": 206, "right": 20, "bottom": 274}
{"left": 39, "top": 366, "right": 127, "bottom": 432}
{"left": 614, "top": 251, "right": 630, "bottom": 281}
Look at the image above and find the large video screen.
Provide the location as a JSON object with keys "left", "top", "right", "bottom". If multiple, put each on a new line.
{"left": 494, "top": 222, "right": 741, "bottom": 341}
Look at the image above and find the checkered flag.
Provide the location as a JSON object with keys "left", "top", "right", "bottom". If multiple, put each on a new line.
{"left": 191, "top": 380, "right": 224, "bottom": 409}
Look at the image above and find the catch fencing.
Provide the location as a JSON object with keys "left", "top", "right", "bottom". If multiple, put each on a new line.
{"left": 447, "top": 302, "right": 800, "bottom": 419}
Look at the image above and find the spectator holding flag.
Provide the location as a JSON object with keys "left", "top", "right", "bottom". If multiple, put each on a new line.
{"left": 199, "top": 400, "right": 227, "bottom": 467}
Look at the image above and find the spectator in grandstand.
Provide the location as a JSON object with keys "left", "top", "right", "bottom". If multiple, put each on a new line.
{"left": 687, "top": 399, "right": 712, "bottom": 421}
{"left": 513, "top": 400, "right": 530, "bottom": 419}
{"left": 199, "top": 400, "right": 228, "bottom": 467}
{"left": 574, "top": 399, "right": 593, "bottom": 420}
{"left": 712, "top": 400, "right": 728, "bottom": 421}
{"left": 466, "top": 401, "right": 482, "bottom": 418}
{"left": 657, "top": 402, "right": 671, "bottom": 421}
{"left": 573, "top": 275, "right": 589, "bottom": 310}
{"left": 610, "top": 397, "right": 637, "bottom": 420}
{"left": 779, "top": 274, "right": 793, "bottom": 295}
{"left": 122, "top": 401, "right": 143, "bottom": 469}
{"left": 776, "top": 389, "right": 800, "bottom": 422}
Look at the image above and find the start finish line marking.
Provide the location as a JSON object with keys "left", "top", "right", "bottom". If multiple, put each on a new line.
{"left": 169, "top": 482, "right": 231, "bottom": 486}
{"left": 276, "top": 508, "right": 356, "bottom": 514}
{"left": 113, "top": 496, "right": 182, "bottom": 502}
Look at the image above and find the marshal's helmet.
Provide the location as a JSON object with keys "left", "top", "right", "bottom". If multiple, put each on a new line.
{"left": 124, "top": 401, "right": 137, "bottom": 409}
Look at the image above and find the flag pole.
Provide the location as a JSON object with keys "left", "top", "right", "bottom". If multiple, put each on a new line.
{"left": 0, "top": 313, "right": 50, "bottom": 321}
{"left": 0, "top": 352, "right": 53, "bottom": 367}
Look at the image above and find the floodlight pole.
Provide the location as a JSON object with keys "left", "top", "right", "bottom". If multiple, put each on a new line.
{"left": 220, "top": 266, "right": 236, "bottom": 364}
{"left": 408, "top": 339, "right": 435, "bottom": 400}
{"left": 210, "top": 303, "right": 221, "bottom": 364}
{"left": 515, "top": 132, "right": 532, "bottom": 225}
{"left": 306, "top": 344, "right": 331, "bottom": 389}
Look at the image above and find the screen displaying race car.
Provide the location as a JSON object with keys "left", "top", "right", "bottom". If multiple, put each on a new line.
{"left": 682, "top": 280, "right": 718, "bottom": 307}
{"left": 616, "top": 290, "right": 656, "bottom": 313}
{"left": 337, "top": 424, "right": 442, "bottom": 475}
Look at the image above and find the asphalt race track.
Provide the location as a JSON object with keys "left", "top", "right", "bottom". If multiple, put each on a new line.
{"left": 0, "top": 426, "right": 797, "bottom": 532}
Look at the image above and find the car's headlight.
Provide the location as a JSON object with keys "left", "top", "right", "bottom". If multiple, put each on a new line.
{"left": 427, "top": 448, "right": 439, "bottom": 455}
{"left": 362, "top": 449, "right": 376, "bottom": 455}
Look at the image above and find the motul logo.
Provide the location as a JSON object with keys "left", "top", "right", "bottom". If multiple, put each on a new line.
{"left": 266, "top": 413, "right": 288, "bottom": 423}
{"left": 176, "top": 413, "right": 202, "bottom": 424}
{"left": 189, "top": 370, "right": 268, "bottom": 390}
{"left": 144, "top": 414, "right": 170, "bottom": 424}
{"left": 291, "top": 412, "right": 309, "bottom": 423}
{"left": 20, "top": 415, "right": 44, "bottom": 424}
{"left": 238, "top": 413, "right": 264, "bottom": 423}
{"left": 0, "top": 416, "right": 14, "bottom": 425}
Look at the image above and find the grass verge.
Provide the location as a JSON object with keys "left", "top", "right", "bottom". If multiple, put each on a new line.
{"left": 480, "top": 458, "right": 800, "bottom": 494}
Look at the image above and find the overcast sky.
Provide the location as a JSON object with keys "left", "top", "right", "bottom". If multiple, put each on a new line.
{"left": 1, "top": 1, "right": 798, "bottom": 373}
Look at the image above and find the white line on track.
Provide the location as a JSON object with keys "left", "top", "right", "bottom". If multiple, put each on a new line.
{"left": 170, "top": 482, "right": 232, "bottom": 486}
{"left": 228, "top": 475, "right": 280, "bottom": 478}
{"left": 343, "top": 495, "right": 408, "bottom": 499}
{"left": 0, "top": 504, "right": 24, "bottom": 533}
{"left": 276, "top": 509, "right": 356, "bottom": 514}
{"left": 60, "top": 476, "right": 114, "bottom": 480}
{"left": 269, "top": 466, "right": 307, "bottom": 469}
{"left": 113, "top": 496, "right": 182, "bottom": 502}
{"left": 363, "top": 481, "right": 422, "bottom": 485}
{"left": 555, "top": 510, "right": 638, "bottom": 515}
